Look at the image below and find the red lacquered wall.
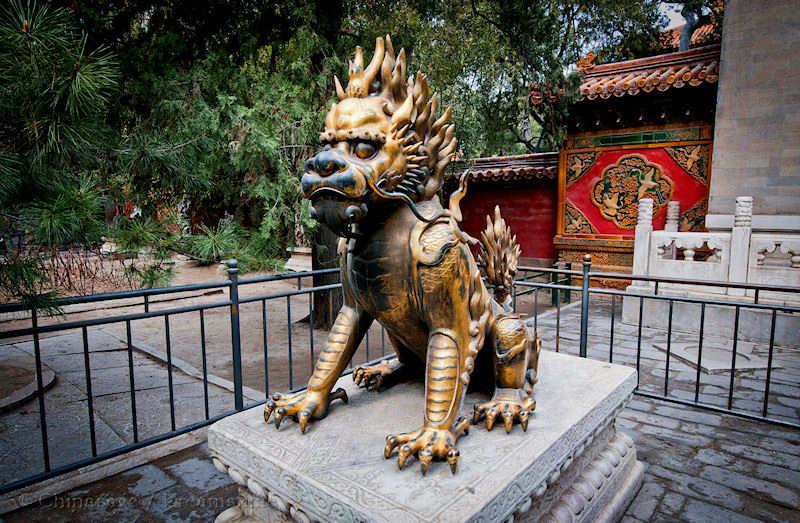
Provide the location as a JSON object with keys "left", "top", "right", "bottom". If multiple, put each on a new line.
{"left": 460, "top": 182, "right": 557, "bottom": 263}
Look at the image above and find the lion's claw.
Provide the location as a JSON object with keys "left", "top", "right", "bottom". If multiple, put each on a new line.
{"left": 353, "top": 359, "right": 397, "bottom": 391}
{"left": 472, "top": 388, "right": 535, "bottom": 433}
{"left": 384, "top": 418, "right": 469, "bottom": 474}
{"left": 263, "top": 388, "right": 348, "bottom": 432}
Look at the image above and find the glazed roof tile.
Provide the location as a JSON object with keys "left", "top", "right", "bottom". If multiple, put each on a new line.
{"left": 578, "top": 45, "right": 720, "bottom": 101}
{"left": 450, "top": 152, "right": 558, "bottom": 184}
{"left": 661, "top": 23, "right": 718, "bottom": 50}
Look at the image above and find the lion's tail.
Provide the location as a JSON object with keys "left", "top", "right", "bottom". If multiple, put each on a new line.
{"left": 478, "top": 206, "right": 521, "bottom": 309}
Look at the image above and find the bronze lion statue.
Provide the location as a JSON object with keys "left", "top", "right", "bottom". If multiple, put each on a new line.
{"left": 264, "top": 36, "right": 541, "bottom": 475}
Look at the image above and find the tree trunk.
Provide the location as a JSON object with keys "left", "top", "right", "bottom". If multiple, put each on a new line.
{"left": 311, "top": 225, "right": 342, "bottom": 329}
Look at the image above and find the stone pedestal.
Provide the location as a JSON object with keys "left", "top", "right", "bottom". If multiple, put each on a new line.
{"left": 209, "top": 351, "right": 643, "bottom": 523}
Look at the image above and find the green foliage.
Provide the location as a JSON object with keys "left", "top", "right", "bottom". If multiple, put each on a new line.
{"left": 184, "top": 222, "right": 243, "bottom": 265}
{"left": 1, "top": 0, "right": 669, "bottom": 301}
{"left": 343, "top": 1, "right": 663, "bottom": 153}
{"left": 110, "top": 215, "right": 180, "bottom": 289}
{"left": 0, "top": 0, "right": 119, "bottom": 302}
{"left": 0, "top": 256, "right": 61, "bottom": 312}
{"left": 123, "top": 262, "right": 174, "bottom": 290}
{"left": 22, "top": 176, "right": 106, "bottom": 247}
{"left": 0, "top": 1, "right": 118, "bottom": 182}
{"left": 235, "top": 235, "right": 286, "bottom": 274}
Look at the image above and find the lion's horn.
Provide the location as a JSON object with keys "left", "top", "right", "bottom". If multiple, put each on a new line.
{"left": 350, "top": 46, "right": 363, "bottom": 75}
{"left": 334, "top": 75, "right": 346, "bottom": 100}
{"left": 381, "top": 36, "right": 396, "bottom": 99}
{"left": 363, "top": 37, "right": 385, "bottom": 90}
{"left": 392, "top": 48, "right": 407, "bottom": 102}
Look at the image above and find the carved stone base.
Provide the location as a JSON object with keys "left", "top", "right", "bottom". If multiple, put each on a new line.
{"left": 209, "top": 351, "right": 642, "bottom": 522}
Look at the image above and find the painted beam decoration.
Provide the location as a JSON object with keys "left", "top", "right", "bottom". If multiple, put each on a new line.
{"left": 563, "top": 140, "right": 711, "bottom": 235}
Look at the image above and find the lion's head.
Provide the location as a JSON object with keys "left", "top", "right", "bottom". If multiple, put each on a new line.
{"left": 301, "top": 36, "right": 457, "bottom": 237}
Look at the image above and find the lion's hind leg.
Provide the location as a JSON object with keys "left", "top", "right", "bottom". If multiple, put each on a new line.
{"left": 472, "top": 314, "right": 537, "bottom": 433}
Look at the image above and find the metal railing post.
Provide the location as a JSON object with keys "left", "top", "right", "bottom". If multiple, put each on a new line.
{"left": 565, "top": 262, "right": 572, "bottom": 304}
{"left": 226, "top": 259, "right": 244, "bottom": 411}
{"left": 579, "top": 254, "right": 591, "bottom": 358}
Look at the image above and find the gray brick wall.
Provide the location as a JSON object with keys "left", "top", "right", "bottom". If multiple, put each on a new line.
{"left": 709, "top": 0, "right": 800, "bottom": 215}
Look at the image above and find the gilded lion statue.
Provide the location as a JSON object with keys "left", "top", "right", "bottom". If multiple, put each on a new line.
{"left": 264, "top": 36, "right": 541, "bottom": 474}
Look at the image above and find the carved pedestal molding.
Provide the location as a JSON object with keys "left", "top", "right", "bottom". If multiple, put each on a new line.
{"left": 208, "top": 352, "right": 642, "bottom": 523}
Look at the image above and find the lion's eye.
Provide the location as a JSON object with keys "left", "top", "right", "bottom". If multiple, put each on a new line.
{"left": 353, "top": 141, "right": 376, "bottom": 159}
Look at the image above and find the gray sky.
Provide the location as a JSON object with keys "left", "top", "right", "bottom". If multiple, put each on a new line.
{"left": 660, "top": 2, "right": 688, "bottom": 29}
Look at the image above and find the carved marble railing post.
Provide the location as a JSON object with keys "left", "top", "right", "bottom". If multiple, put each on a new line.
{"left": 623, "top": 198, "right": 654, "bottom": 324}
{"left": 632, "top": 198, "right": 654, "bottom": 278}
{"left": 664, "top": 201, "right": 680, "bottom": 232}
{"left": 728, "top": 196, "right": 753, "bottom": 296}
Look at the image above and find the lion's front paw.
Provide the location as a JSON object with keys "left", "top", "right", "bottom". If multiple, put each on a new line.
{"left": 263, "top": 387, "right": 348, "bottom": 433}
{"left": 472, "top": 388, "right": 535, "bottom": 433}
{"left": 383, "top": 418, "right": 470, "bottom": 475}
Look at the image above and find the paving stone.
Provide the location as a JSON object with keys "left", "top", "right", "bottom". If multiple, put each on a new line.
{"left": 165, "top": 456, "right": 231, "bottom": 492}
{"left": 620, "top": 409, "right": 680, "bottom": 429}
{"left": 699, "top": 464, "right": 800, "bottom": 507}
{"left": 695, "top": 448, "right": 752, "bottom": 474}
{"left": 615, "top": 416, "right": 641, "bottom": 432}
{"left": 658, "top": 491, "right": 686, "bottom": 515}
{"left": 648, "top": 464, "right": 745, "bottom": 511}
{"left": 627, "top": 481, "right": 664, "bottom": 521}
{"left": 138, "top": 483, "right": 220, "bottom": 522}
{"left": 61, "top": 362, "right": 196, "bottom": 397}
{"left": 755, "top": 462, "right": 800, "bottom": 489}
{"left": 718, "top": 442, "right": 800, "bottom": 471}
{"left": 6, "top": 492, "right": 146, "bottom": 522}
{"left": 753, "top": 435, "right": 800, "bottom": 457}
{"left": 627, "top": 397, "right": 654, "bottom": 412}
{"left": 681, "top": 498, "right": 761, "bottom": 523}
{"left": 775, "top": 395, "right": 800, "bottom": 408}
{"left": 651, "top": 404, "right": 727, "bottom": 426}
{"left": 11, "top": 329, "right": 126, "bottom": 357}
{"left": 637, "top": 422, "right": 713, "bottom": 447}
{"left": 43, "top": 349, "right": 133, "bottom": 374}
{"left": 732, "top": 399, "right": 797, "bottom": 422}
{"left": 122, "top": 464, "right": 176, "bottom": 497}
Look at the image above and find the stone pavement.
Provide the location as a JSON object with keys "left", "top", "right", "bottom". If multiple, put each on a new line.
{"left": 1, "top": 295, "right": 798, "bottom": 520}
{"left": 521, "top": 295, "right": 800, "bottom": 426}
{"left": 0, "top": 329, "right": 242, "bottom": 489}
{"left": 0, "top": 275, "right": 383, "bottom": 491}
{"left": 5, "top": 394, "right": 799, "bottom": 522}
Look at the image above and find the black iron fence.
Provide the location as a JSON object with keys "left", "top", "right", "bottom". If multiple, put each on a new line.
{"left": 0, "top": 262, "right": 392, "bottom": 496}
{"left": 1, "top": 256, "right": 798, "bottom": 495}
{"left": 511, "top": 255, "right": 800, "bottom": 431}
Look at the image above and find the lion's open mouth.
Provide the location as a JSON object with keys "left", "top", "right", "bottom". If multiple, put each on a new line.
{"left": 306, "top": 187, "right": 369, "bottom": 238}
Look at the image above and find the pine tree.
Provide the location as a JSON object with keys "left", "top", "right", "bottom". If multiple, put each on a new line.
{"left": 0, "top": 0, "right": 119, "bottom": 304}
